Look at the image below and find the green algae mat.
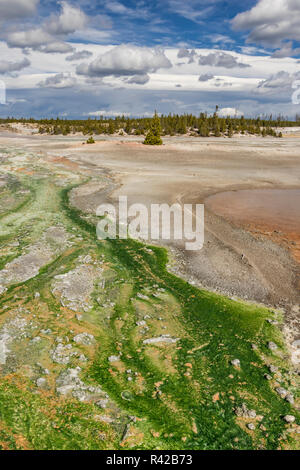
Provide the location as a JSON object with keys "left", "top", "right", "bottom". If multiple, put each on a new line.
{"left": 0, "top": 147, "right": 299, "bottom": 450}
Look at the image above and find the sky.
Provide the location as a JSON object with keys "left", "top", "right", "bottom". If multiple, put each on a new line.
{"left": 0, "top": 0, "right": 300, "bottom": 119}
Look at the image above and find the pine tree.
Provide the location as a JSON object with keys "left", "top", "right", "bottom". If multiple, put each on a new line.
{"left": 143, "top": 112, "right": 163, "bottom": 145}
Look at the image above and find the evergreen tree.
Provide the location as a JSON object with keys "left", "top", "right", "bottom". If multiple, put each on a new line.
{"left": 143, "top": 112, "right": 163, "bottom": 145}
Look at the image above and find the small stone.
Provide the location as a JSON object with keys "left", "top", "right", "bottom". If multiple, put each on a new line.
{"left": 231, "top": 359, "right": 241, "bottom": 367}
{"left": 264, "top": 374, "right": 272, "bottom": 381}
{"left": 283, "top": 415, "right": 295, "bottom": 424}
{"left": 108, "top": 355, "right": 120, "bottom": 363}
{"left": 41, "top": 328, "right": 52, "bottom": 335}
{"left": 36, "top": 377, "right": 47, "bottom": 389}
{"left": 73, "top": 333, "right": 95, "bottom": 346}
{"left": 247, "top": 423, "right": 255, "bottom": 430}
{"left": 268, "top": 342, "right": 278, "bottom": 351}
{"left": 76, "top": 314, "right": 83, "bottom": 321}
{"left": 30, "top": 336, "right": 41, "bottom": 344}
{"left": 248, "top": 410, "right": 257, "bottom": 419}
{"left": 276, "top": 387, "right": 288, "bottom": 398}
{"left": 285, "top": 394, "right": 294, "bottom": 405}
{"left": 95, "top": 399, "right": 108, "bottom": 409}
{"left": 251, "top": 344, "right": 258, "bottom": 350}
{"left": 269, "top": 365, "right": 278, "bottom": 373}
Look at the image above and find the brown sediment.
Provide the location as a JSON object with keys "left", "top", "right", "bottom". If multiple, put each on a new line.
{"left": 48, "top": 155, "right": 79, "bottom": 169}
{"left": 206, "top": 189, "right": 300, "bottom": 266}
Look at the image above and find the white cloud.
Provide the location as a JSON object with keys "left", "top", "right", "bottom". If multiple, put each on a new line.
{"left": 86, "top": 110, "right": 131, "bottom": 117}
{"left": 218, "top": 107, "right": 243, "bottom": 117}
{"left": 47, "top": 2, "right": 88, "bottom": 35}
{"left": 40, "top": 42, "right": 74, "bottom": 54}
{"left": 198, "top": 51, "right": 250, "bottom": 68}
{"left": 76, "top": 45, "right": 172, "bottom": 78}
{"left": 232, "top": 0, "right": 300, "bottom": 47}
{"left": 167, "top": 0, "right": 219, "bottom": 24}
{"left": 0, "top": 57, "right": 30, "bottom": 74}
{"left": 4, "top": 2, "right": 87, "bottom": 53}
{"left": 38, "top": 72, "right": 77, "bottom": 88}
{"left": 104, "top": 1, "right": 150, "bottom": 19}
{"left": 126, "top": 74, "right": 150, "bottom": 85}
{"left": 66, "top": 50, "right": 93, "bottom": 61}
{"left": 257, "top": 70, "right": 300, "bottom": 94}
{"left": 0, "top": 0, "right": 38, "bottom": 20}
{"left": 6, "top": 29, "right": 54, "bottom": 49}
{"left": 271, "top": 42, "right": 300, "bottom": 58}
{"left": 177, "top": 48, "right": 197, "bottom": 63}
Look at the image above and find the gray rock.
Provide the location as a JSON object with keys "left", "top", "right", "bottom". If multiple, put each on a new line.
{"left": 235, "top": 403, "right": 256, "bottom": 419}
{"left": 95, "top": 399, "right": 108, "bottom": 409}
{"left": 73, "top": 332, "right": 95, "bottom": 346}
{"left": 231, "top": 359, "right": 241, "bottom": 367}
{"left": 36, "top": 377, "right": 47, "bottom": 389}
{"left": 269, "top": 365, "right": 278, "bottom": 373}
{"left": 276, "top": 387, "right": 288, "bottom": 398}
{"left": 143, "top": 335, "right": 180, "bottom": 345}
{"left": 50, "top": 342, "right": 76, "bottom": 364}
{"left": 108, "top": 355, "right": 120, "bottom": 363}
{"left": 137, "top": 293, "right": 149, "bottom": 300}
{"left": 30, "top": 336, "right": 41, "bottom": 344}
{"left": 283, "top": 415, "right": 295, "bottom": 424}
{"left": 247, "top": 423, "right": 255, "bottom": 430}
{"left": 268, "top": 342, "right": 278, "bottom": 351}
{"left": 285, "top": 394, "right": 294, "bottom": 405}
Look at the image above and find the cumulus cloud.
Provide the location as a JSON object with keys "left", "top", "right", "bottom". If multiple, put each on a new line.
{"left": 38, "top": 73, "right": 77, "bottom": 88}
{"left": 4, "top": 2, "right": 87, "bottom": 53}
{"left": 0, "top": 57, "right": 30, "bottom": 74}
{"left": 198, "top": 73, "right": 214, "bottom": 81}
{"left": 0, "top": 0, "right": 38, "bottom": 20}
{"left": 6, "top": 29, "right": 54, "bottom": 49}
{"left": 40, "top": 42, "right": 74, "bottom": 54}
{"left": 198, "top": 51, "right": 250, "bottom": 68}
{"left": 232, "top": 0, "right": 300, "bottom": 47}
{"left": 47, "top": 2, "right": 88, "bottom": 35}
{"left": 177, "top": 48, "right": 197, "bottom": 63}
{"left": 76, "top": 45, "right": 172, "bottom": 78}
{"left": 218, "top": 107, "right": 243, "bottom": 117}
{"left": 6, "top": 27, "right": 74, "bottom": 53}
{"left": 271, "top": 42, "right": 300, "bottom": 58}
{"left": 66, "top": 50, "right": 93, "bottom": 61}
{"left": 257, "top": 70, "right": 300, "bottom": 93}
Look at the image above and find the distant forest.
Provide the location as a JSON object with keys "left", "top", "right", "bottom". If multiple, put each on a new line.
{"left": 1, "top": 110, "right": 300, "bottom": 138}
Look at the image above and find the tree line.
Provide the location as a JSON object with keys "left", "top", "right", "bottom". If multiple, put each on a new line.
{"left": 1, "top": 109, "right": 300, "bottom": 139}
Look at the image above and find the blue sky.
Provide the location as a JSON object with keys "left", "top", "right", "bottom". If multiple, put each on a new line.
{"left": 0, "top": 0, "right": 300, "bottom": 118}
